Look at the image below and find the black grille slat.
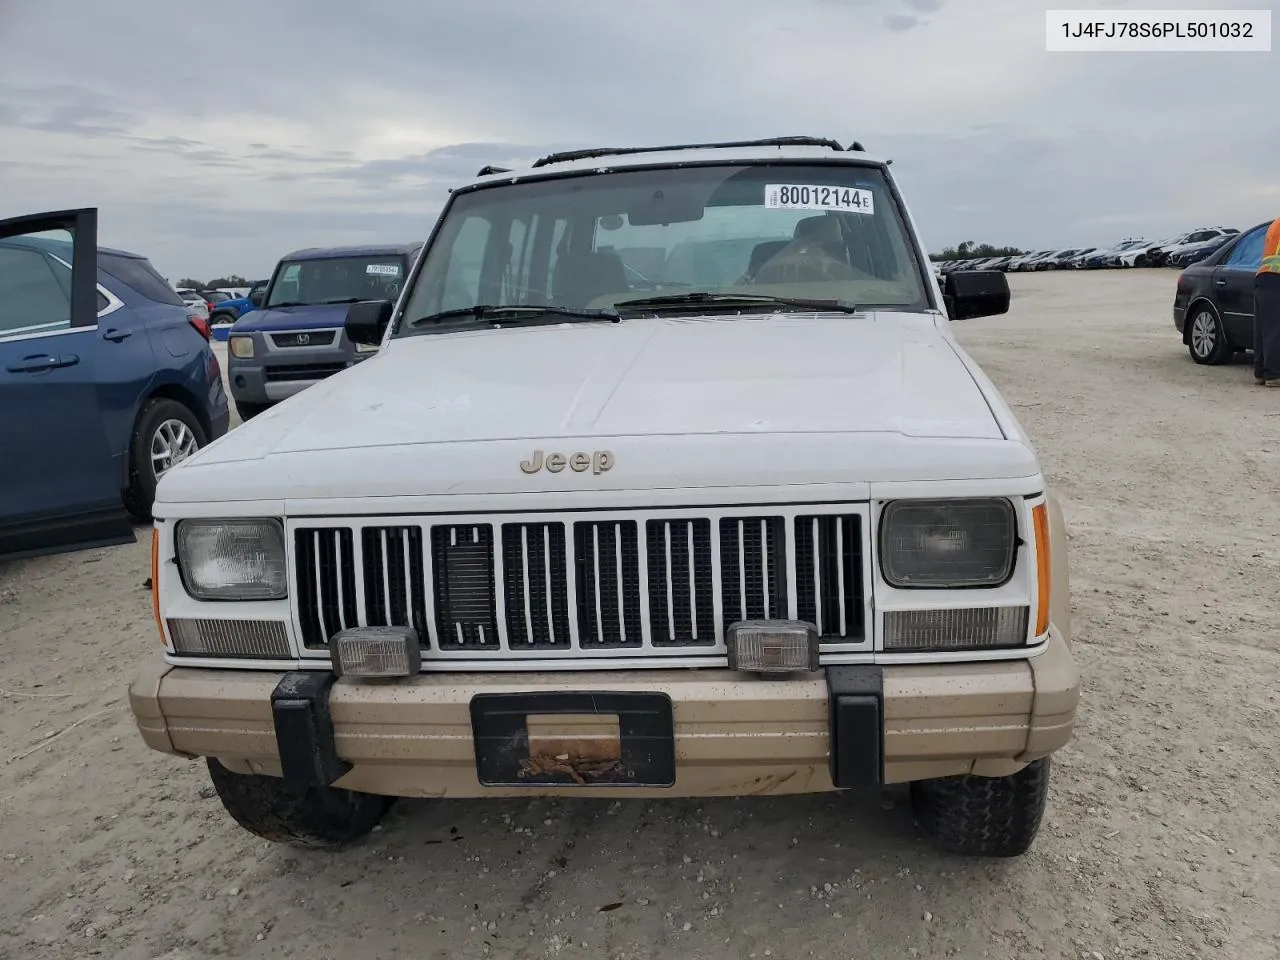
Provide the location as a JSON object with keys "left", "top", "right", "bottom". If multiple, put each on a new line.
{"left": 795, "top": 515, "right": 864, "bottom": 640}
{"left": 719, "top": 517, "right": 786, "bottom": 624}
{"left": 574, "top": 521, "right": 642, "bottom": 648}
{"left": 646, "top": 519, "right": 715, "bottom": 646}
{"left": 433, "top": 525, "right": 498, "bottom": 649}
{"left": 295, "top": 528, "right": 357, "bottom": 649}
{"left": 502, "top": 523, "right": 571, "bottom": 648}
{"left": 361, "top": 527, "right": 428, "bottom": 646}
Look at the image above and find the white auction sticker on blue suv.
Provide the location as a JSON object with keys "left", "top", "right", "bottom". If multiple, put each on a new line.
{"left": 764, "top": 184, "right": 874, "bottom": 215}
{"left": 366, "top": 263, "right": 400, "bottom": 276}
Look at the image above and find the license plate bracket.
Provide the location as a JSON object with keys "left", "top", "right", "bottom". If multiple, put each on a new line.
{"left": 470, "top": 692, "right": 675, "bottom": 787}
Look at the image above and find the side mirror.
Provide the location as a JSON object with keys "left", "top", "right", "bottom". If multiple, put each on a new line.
{"left": 943, "top": 270, "right": 1010, "bottom": 321}
{"left": 345, "top": 299, "right": 394, "bottom": 346}
{"left": 248, "top": 290, "right": 265, "bottom": 308}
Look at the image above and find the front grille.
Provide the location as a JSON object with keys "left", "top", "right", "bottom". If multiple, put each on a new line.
{"left": 269, "top": 330, "right": 337, "bottom": 348}
{"left": 292, "top": 508, "right": 868, "bottom": 658}
{"left": 263, "top": 362, "right": 347, "bottom": 382}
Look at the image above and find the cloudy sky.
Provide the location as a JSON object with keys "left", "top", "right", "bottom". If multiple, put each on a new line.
{"left": 0, "top": 0, "right": 1275, "bottom": 279}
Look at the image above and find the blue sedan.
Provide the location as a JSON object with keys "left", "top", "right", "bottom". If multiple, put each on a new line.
{"left": 0, "top": 208, "right": 229, "bottom": 559}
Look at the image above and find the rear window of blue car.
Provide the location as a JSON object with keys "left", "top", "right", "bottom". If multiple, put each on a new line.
{"left": 99, "top": 253, "right": 185, "bottom": 306}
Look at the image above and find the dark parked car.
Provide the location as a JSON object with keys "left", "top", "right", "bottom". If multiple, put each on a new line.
{"left": 1146, "top": 227, "right": 1237, "bottom": 267}
{"left": 1165, "top": 235, "right": 1234, "bottom": 269}
{"left": 1173, "top": 220, "right": 1271, "bottom": 364}
{"left": 227, "top": 243, "right": 421, "bottom": 420}
{"left": 0, "top": 208, "right": 230, "bottom": 558}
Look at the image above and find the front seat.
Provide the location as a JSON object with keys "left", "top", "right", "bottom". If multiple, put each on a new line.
{"left": 753, "top": 214, "right": 857, "bottom": 284}
{"left": 744, "top": 240, "right": 790, "bottom": 280}
{"left": 552, "top": 250, "right": 629, "bottom": 306}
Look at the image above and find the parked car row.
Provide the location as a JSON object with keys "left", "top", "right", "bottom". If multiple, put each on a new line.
{"left": 937, "top": 226, "right": 1241, "bottom": 274}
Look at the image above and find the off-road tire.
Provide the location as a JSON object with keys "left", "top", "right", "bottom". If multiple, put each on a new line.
{"left": 123, "top": 398, "right": 207, "bottom": 522}
{"left": 206, "top": 758, "right": 391, "bottom": 848}
{"left": 209, "top": 310, "right": 237, "bottom": 326}
{"left": 234, "top": 399, "right": 271, "bottom": 421}
{"left": 910, "top": 758, "right": 1051, "bottom": 858}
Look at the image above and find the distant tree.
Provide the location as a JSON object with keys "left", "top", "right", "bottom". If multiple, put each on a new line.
{"left": 177, "top": 277, "right": 205, "bottom": 289}
{"left": 205, "top": 275, "right": 249, "bottom": 288}
{"left": 932, "top": 241, "right": 1027, "bottom": 261}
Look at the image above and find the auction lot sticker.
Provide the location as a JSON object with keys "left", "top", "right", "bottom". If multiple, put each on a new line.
{"left": 764, "top": 184, "right": 874, "bottom": 215}
{"left": 366, "top": 263, "right": 401, "bottom": 276}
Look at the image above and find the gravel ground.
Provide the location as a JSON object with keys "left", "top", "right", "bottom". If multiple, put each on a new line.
{"left": 2, "top": 270, "right": 1279, "bottom": 960}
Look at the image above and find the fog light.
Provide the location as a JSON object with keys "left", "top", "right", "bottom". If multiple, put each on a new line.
{"left": 726, "top": 620, "right": 820, "bottom": 674}
{"left": 329, "top": 626, "right": 420, "bottom": 678}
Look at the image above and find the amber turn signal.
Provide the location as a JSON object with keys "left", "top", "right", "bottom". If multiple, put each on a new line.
{"left": 1031, "top": 504, "right": 1051, "bottom": 636}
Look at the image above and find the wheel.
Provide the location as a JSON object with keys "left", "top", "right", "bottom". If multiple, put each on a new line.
{"left": 1187, "top": 305, "right": 1232, "bottom": 365}
{"left": 234, "top": 399, "right": 271, "bottom": 421}
{"left": 209, "top": 311, "right": 236, "bottom": 326}
{"left": 910, "top": 758, "right": 1051, "bottom": 857}
{"left": 123, "top": 398, "right": 207, "bottom": 521}
{"left": 206, "top": 758, "right": 391, "bottom": 847}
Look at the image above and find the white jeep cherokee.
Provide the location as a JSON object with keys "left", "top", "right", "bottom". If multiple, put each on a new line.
{"left": 130, "top": 136, "right": 1079, "bottom": 857}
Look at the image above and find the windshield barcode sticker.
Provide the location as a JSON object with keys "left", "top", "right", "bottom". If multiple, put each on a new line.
{"left": 764, "top": 184, "right": 874, "bottom": 215}
{"left": 366, "top": 263, "right": 400, "bottom": 276}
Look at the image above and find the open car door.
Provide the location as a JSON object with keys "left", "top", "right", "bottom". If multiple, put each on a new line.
{"left": 0, "top": 208, "right": 136, "bottom": 559}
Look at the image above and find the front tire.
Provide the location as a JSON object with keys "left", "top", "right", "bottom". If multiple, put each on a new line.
{"left": 911, "top": 758, "right": 1051, "bottom": 857}
{"left": 206, "top": 758, "right": 391, "bottom": 847}
{"left": 1187, "top": 305, "right": 1232, "bottom": 365}
{"left": 124, "top": 398, "right": 207, "bottom": 521}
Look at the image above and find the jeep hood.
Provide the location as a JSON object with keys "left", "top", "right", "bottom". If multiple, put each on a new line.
{"left": 163, "top": 313, "right": 1037, "bottom": 502}
{"left": 231, "top": 303, "right": 350, "bottom": 333}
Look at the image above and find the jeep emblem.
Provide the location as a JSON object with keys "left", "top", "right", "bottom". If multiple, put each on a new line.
{"left": 520, "top": 449, "right": 614, "bottom": 475}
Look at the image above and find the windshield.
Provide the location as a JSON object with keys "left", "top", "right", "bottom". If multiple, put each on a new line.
{"left": 265, "top": 254, "right": 407, "bottom": 308}
{"left": 398, "top": 163, "right": 930, "bottom": 332}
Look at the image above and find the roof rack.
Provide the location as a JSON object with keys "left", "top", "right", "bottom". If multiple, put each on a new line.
{"left": 475, "top": 165, "right": 512, "bottom": 176}
{"left": 530, "top": 136, "right": 863, "bottom": 168}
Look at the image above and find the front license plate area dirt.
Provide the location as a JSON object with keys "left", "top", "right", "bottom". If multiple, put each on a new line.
{"left": 470, "top": 692, "right": 675, "bottom": 787}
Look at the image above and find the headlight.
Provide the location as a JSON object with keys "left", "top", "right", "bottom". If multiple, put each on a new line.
{"left": 879, "top": 498, "right": 1016, "bottom": 588}
{"left": 175, "top": 519, "right": 287, "bottom": 600}
{"left": 229, "top": 335, "right": 254, "bottom": 358}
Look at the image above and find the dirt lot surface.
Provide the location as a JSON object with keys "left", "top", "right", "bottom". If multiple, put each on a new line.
{"left": 3, "top": 270, "right": 1278, "bottom": 960}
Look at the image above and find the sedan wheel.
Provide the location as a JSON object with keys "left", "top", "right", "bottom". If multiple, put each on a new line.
{"left": 1188, "top": 307, "right": 1232, "bottom": 365}
{"left": 151, "top": 418, "right": 200, "bottom": 477}
{"left": 124, "top": 398, "right": 208, "bottom": 521}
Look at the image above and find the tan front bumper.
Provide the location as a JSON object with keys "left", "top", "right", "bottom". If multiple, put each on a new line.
{"left": 129, "top": 631, "right": 1078, "bottom": 798}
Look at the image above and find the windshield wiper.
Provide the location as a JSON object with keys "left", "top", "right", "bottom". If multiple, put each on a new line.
{"left": 408, "top": 304, "right": 620, "bottom": 327}
{"left": 613, "top": 292, "right": 861, "bottom": 314}
{"left": 267, "top": 300, "right": 306, "bottom": 309}
{"left": 320, "top": 297, "right": 364, "bottom": 305}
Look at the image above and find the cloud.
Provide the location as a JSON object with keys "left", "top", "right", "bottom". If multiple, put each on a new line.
{"left": 0, "top": 0, "right": 1273, "bottom": 277}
